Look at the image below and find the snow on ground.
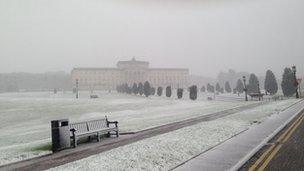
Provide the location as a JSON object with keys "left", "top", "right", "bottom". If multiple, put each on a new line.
{"left": 50, "top": 99, "right": 300, "bottom": 171}
{"left": 0, "top": 91, "right": 284, "bottom": 166}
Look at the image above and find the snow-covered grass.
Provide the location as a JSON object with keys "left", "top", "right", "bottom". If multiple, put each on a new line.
{"left": 0, "top": 91, "right": 276, "bottom": 166}
{"left": 50, "top": 99, "right": 300, "bottom": 171}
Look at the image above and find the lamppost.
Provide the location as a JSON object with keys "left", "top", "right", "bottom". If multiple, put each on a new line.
{"left": 292, "top": 66, "right": 299, "bottom": 98}
{"left": 257, "top": 80, "right": 261, "bottom": 101}
{"left": 243, "top": 76, "right": 248, "bottom": 101}
{"left": 76, "top": 79, "right": 79, "bottom": 99}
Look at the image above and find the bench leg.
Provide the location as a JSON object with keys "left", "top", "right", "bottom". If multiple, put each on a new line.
{"left": 97, "top": 132, "right": 100, "bottom": 142}
{"left": 116, "top": 130, "right": 119, "bottom": 137}
{"left": 74, "top": 137, "right": 77, "bottom": 148}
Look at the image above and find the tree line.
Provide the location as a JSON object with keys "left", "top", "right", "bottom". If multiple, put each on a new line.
{"left": 116, "top": 81, "right": 198, "bottom": 100}
{"left": 200, "top": 68, "right": 299, "bottom": 97}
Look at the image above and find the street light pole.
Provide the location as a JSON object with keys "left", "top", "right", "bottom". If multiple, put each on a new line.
{"left": 257, "top": 81, "right": 261, "bottom": 101}
{"left": 243, "top": 76, "right": 248, "bottom": 101}
{"left": 76, "top": 79, "right": 79, "bottom": 99}
{"left": 292, "top": 66, "right": 299, "bottom": 99}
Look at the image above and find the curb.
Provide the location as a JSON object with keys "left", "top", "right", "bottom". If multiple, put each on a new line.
{"left": 229, "top": 99, "right": 304, "bottom": 171}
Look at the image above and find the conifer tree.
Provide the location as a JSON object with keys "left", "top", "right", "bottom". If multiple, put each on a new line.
{"left": 138, "top": 82, "right": 144, "bottom": 95}
{"left": 216, "top": 83, "right": 221, "bottom": 92}
{"left": 247, "top": 74, "right": 259, "bottom": 94}
{"left": 207, "top": 83, "right": 211, "bottom": 92}
{"left": 166, "top": 86, "right": 172, "bottom": 97}
{"left": 189, "top": 85, "right": 197, "bottom": 100}
{"left": 200, "top": 86, "right": 206, "bottom": 92}
{"left": 132, "top": 83, "right": 139, "bottom": 94}
{"left": 210, "top": 85, "right": 215, "bottom": 93}
{"left": 264, "top": 70, "right": 278, "bottom": 95}
{"left": 157, "top": 87, "right": 163, "bottom": 96}
{"left": 177, "top": 88, "right": 183, "bottom": 99}
{"left": 150, "top": 87, "right": 156, "bottom": 95}
{"left": 143, "top": 81, "right": 151, "bottom": 97}
{"left": 281, "top": 68, "right": 297, "bottom": 97}
{"left": 225, "top": 81, "right": 232, "bottom": 93}
{"left": 236, "top": 79, "right": 244, "bottom": 94}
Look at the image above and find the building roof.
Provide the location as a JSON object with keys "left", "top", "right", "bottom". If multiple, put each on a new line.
{"left": 149, "top": 68, "right": 189, "bottom": 71}
{"left": 117, "top": 58, "right": 149, "bottom": 65}
{"left": 72, "top": 67, "right": 119, "bottom": 71}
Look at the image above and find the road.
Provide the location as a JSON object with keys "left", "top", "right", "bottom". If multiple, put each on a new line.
{"left": 241, "top": 110, "right": 304, "bottom": 171}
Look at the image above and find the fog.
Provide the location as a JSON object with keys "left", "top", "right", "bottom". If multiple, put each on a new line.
{"left": 0, "top": 0, "right": 304, "bottom": 77}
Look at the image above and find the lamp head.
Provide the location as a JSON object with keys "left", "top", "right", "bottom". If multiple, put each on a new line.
{"left": 292, "top": 66, "right": 296, "bottom": 73}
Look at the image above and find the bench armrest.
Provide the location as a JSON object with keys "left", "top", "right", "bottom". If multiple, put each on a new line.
{"left": 107, "top": 121, "right": 119, "bottom": 127}
{"left": 70, "top": 128, "right": 77, "bottom": 132}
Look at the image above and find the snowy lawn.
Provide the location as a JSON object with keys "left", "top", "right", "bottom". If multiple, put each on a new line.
{"left": 0, "top": 91, "right": 261, "bottom": 165}
{"left": 49, "top": 99, "right": 300, "bottom": 171}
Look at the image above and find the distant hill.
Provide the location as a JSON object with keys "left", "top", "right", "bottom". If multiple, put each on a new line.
{"left": 0, "top": 71, "right": 71, "bottom": 93}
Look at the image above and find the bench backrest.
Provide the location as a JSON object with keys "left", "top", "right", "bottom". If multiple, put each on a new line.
{"left": 87, "top": 119, "right": 108, "bottom": 131}
{"left": 70, "top": 122, "right": 88, "bottom": 134}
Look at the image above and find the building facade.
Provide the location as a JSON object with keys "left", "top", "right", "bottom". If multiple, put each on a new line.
{"left": 71, "top": 58, "right": 189, "bottom": 90}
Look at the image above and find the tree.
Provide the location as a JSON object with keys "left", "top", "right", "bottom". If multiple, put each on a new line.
{"left": 220, "top": 87, "right": 224, "bottom": 94}
{"left": 116, "top": 85, "right": 121, "bottom": 93}
{"left": 209, "top": 85, "right": 215, "bottom": 93}
{"left": 166, "top": 86, "right": 172, "bottom": 97}
{"left": 247, "top": 74, "right": 259, "bottom": 94}
{"left": 215, "top": 83, "right": 221, "bottom": 92}
{"left": 143, "top": 81, "right": 151, "bottom": 97}
{"left": 236, "top": 79, "right": 244, "bottom": 94}
{"left": 207, "top": 83, "right": 212, "bottom": 92}
{"left": 126, "top": 86, "right": 132, "bottom": 94}
{"left": 225, "top": 81, "right": 232, "bottom": 93}
{"left": 281, "top": 67, "right": 297, "bottom": 97}
{"left": 177, "top": 88, "right": 183, "bottom": 99}
{"left": 150, "top": 87, "right": 156, "bottom": 95}
{"left": 157, "top": 87, "right": 163, "bottom": 96}
{"left": 121, "top": 83, "right": 128, "bottom": 93}
{"left": 264, "top": 70, "right": 278, "bottom": 95}
{"left": 132, "top": 83, "right": 139, "bottom": 94}
{"left": 200, "top": 86, "right": 206, "bottom": 92}
{"left": 138, "top": 82, "right": 144, "bottom": 95}
{"left": 189, "top": 85, "right": 197, "bottom": 100}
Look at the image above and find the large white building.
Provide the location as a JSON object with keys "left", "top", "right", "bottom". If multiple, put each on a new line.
{"left": 71, "top": 58, "right": 189, "bottom": 90}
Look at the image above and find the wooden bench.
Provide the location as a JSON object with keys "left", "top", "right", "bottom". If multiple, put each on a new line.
{"left": 69, "top": 116, "right": 119, "bottom": 147}
{"left": 249, "top": 93, "right": 264, "bottom": 100}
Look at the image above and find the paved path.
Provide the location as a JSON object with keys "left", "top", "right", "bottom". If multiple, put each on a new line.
{"left": 173, "top": 100, "right": 304, "bottom": 171}
{"left": 242, "top": 105, "right": 304, "bottom": 171}
{"left": 265, "top": 112, "right": 304, "bottom": 171}
{"left": 0, "top": 102, "right": 264, "bottom": 171}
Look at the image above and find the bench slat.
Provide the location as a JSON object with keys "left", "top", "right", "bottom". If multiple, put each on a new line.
{"left": 70, "top": 117, "right": 119, "bottom": 147}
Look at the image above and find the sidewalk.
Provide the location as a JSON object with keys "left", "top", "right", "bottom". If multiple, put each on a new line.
{"left": 173, "top": 100, "right": 304, "bottom": 171}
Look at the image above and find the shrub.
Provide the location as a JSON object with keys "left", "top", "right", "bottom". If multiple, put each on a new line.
{"left": 177, "top": 88, "right": 183, "bottom": 99}
{"left": 157, "top": 87, "right": 163, "bottom": 96}
{"left": 166, "top": 86, "right": 172, "bottom": 97}
{"left": 189, "top": 85, "right": 197, "bottom": 100}
{"left": 143, "top": 81, "right": 151, "bottom": 97}
{"left": 132, "top": 83, "right": 139, "bottom": 94}
{"left": 150, "top": 87, "right": 156, "bottom": 95}
{"left": 138, "top": 82, "right": 144, "bottom": 95}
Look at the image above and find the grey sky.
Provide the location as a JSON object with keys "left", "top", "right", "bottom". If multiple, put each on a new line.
{"left": 0, "top": 0, "right": 303, "bottom": 78}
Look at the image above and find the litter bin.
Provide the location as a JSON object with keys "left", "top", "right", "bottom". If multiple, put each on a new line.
{"left": 51, "top": 119, "right": 71, "bottom": 152}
